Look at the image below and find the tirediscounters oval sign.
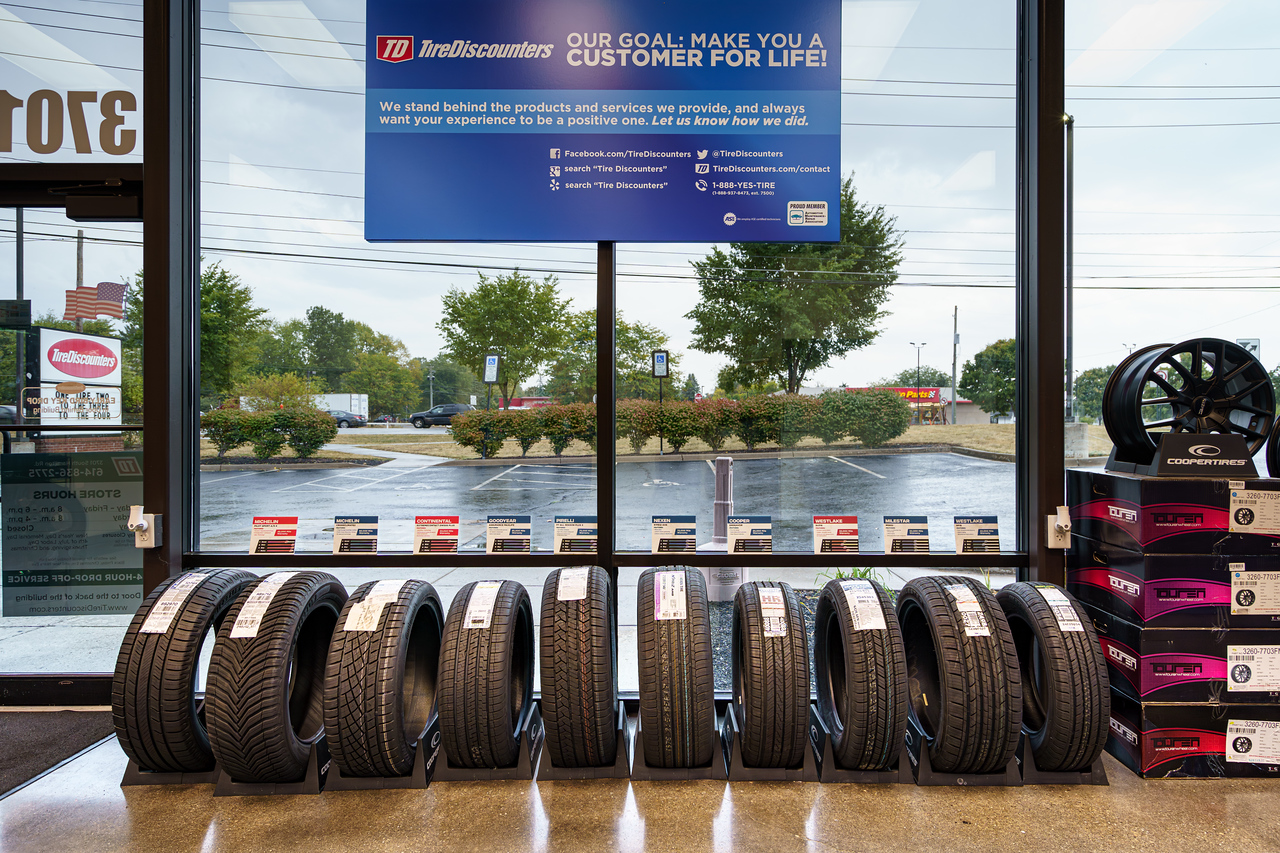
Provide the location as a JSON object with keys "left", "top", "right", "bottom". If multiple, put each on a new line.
{"left": 38, "top": 328, "right": 122, "bottom": 386}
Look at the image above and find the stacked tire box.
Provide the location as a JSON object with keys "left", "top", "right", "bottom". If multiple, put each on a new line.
{"left": 1067, "top": 469, "right": 1280, "bottom": 778}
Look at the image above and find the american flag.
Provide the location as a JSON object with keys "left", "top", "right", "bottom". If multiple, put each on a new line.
{"left": 63, "top": 282, "right": 127, "bottom": 321}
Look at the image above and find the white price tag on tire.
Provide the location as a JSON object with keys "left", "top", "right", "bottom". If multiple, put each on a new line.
{"left": 1032, "top": 583, "right": 1085, "bottom": 632}
{"left": 758, "top": 587, "right": 787, "bottom": 637}
{"left": 840, "top": 580, "right": 887, "bottom": 631}
{"left": 343, "top": 580, "right": 410, "bottom": 632}
{"left": 557, "top": 568, "right": 591, "bottom": 602}
{"left": 655, "top": 571, "right": 687, "bottom": 621}
{"left": 140, "top": 573, "right": 205, "bottom": 635}
{"left": 230, "top": 572, "right": 299, "bottom": 639}
{"left": 465, "top": 581, "right": 503, "bottom": 629}
{"left": 946, "top": 583, "right": 991, "bottom": 637}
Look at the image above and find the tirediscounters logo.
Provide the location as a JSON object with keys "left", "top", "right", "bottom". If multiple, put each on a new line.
{"left": 377, "top": 35, "right": 414, "bottom": 62}
{"left": 47, "top": 339, "right": 118, "bottom": 379}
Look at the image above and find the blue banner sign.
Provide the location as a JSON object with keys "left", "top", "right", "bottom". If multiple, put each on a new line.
{"left": 366, "top": 0, "right": 840, "bottom": 242}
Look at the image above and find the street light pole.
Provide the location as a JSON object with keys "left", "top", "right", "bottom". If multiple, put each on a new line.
{"left": 910, "top": 341, "right": 926, "bottom": 425}
{"left": 428, "top": 369, "right": 435, "bottom": 408}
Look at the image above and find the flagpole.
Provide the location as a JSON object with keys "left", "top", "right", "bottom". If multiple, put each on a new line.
{"left": 75, "top": 229, "right": 84, "bottom": 333}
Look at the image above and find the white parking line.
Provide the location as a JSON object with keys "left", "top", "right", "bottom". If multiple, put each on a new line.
{"left": 706, "top": 460, "right": 716, "bottom": 471}
{"left": 470, "top": 464, "right": 522, "bottom": 491}
{"left": 827, "top": 456, "right": 887, "bottom": 479}
{"left": 272, "top": 466, "right": 428, "bottom": 493}
{"left": 203, "top": 471, "right": 265, "bottom": 484}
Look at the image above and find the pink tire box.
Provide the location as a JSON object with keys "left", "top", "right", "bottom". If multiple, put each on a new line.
{"left": 1106, "top": 688, "right": 1280, "bottom": 778}
{"left": 1067, "top": 537, "right": 1280, "bottom": 628}
{"left": 1068, "top": 468, "right": 1280, "bottom": 555}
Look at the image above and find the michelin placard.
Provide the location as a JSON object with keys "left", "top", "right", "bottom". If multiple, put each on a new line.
{"left": 366, "top": 0, "right": 840, "bottom": 242}
{"left": 2, "top": 452, "right": 143, "bottom": 616}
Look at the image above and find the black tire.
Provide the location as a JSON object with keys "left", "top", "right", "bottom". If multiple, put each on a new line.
{"left": 205, "top": 571, "right": 347, "bottom": 783}
{"left": 438, "top": 580, "right": 535, "bottom": 769}
{"left": 323, "top": 579, "right": 445, "bottom": 777}
{"left": 412, "top": 417, "right": 425, "bottom": 429}
{"left": 111, "top": 569, "right": 258, "bottom": 773}
{"left": 637, "top": 567, "right": 716, "bottom": 768}
{"left": 337, "top": 420, "right": 350, "bottom": 429}
{"left": 896, "top": 576, "right": 1022, "bottom": 774}
{"left": 731, "top": 581, "right": 810, "bottom": 768}
{"left": 813, "top": 578, "right": 908, "bottom": 771}
{"left": 539, "top": 566, "right": 618, "bottom": 768}
{"left": 995, "top": 582, "right": 1110, "bottom": 772}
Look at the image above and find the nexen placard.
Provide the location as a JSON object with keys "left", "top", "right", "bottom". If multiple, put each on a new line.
{"left": 365, "top": 0, "right": 840, "bottom": 242}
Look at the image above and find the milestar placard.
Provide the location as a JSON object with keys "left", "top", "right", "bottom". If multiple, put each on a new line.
{"left": 365, "top": 0, "right": 840, "bottom": 242}
{"left": 884, "top": 516, "right": 929, "bottom": 553}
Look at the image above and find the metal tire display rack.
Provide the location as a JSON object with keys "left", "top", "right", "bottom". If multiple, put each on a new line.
{"left": 1102, "top": 338, "right": 1275, "bottom": 464}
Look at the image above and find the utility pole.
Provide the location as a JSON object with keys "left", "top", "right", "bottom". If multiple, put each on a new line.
{"left": 909, "top": 341, "right": 926, "bottom": 425}
{"left": 950, "top": 306, "right": 958, "bottom": 426}
{"left": 75, "top": 229, "right": 84, "bottom": 333}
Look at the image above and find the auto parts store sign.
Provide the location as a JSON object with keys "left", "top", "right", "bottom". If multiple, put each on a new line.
{"left": 365, "top": 0, "right": 840, "bottom": 242}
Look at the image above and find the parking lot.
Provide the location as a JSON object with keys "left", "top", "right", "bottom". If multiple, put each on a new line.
{"left": 199, "top": 451, "right": 1016, "bottom": 552}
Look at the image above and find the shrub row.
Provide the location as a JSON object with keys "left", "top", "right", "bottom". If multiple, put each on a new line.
{"left": 201, "top": 408, "right": 339, "bottom": 460}
{"left": 449, "top": 391, "right": 910, "bottom": 458}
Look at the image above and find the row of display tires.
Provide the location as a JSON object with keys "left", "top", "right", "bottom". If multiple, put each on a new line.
{"left": 112, "top": 566, "right": 1109, "bottom": 783}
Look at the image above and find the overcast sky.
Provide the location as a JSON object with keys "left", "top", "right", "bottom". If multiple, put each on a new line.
{"left": 2, "top": 0, "right": 1279, "bottom": 395}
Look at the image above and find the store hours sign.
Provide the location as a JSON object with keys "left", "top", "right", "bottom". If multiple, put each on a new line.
{"left": 365, "top": 0, "right": 840, "bottom": 242}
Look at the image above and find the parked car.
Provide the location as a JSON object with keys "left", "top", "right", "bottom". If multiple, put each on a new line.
{"left": 327, "top": 409, "right": 366, "bottom": 428}
{"left": 410, "top": 403, "right": 473, "bottom": 428}
{"left": 371, "top": 414, "right": 396, "bottom": 423}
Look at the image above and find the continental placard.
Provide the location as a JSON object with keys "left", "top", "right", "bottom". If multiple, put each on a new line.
{"left": 413, "top": 515, "right": 460, "bottom": 553}
{"left": 1, "top": 452, "right": 143, "bottom": 616}
{"left": 365, "top": 0, "right": 840, "bottom": 242}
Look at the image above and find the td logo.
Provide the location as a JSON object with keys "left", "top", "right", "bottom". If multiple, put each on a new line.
{"left": 376, "top": 36, "right": 415, "bottom": 63}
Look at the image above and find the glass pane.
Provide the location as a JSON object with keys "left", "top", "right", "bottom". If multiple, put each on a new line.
{"left": 196, "top": 2, "right": 598, "bottom": 688}
{"left": 615, "top": 0, "right": 1018, "bottom": 578}
{"left": 0, "top": 0, "right": 143, "bottom": 671}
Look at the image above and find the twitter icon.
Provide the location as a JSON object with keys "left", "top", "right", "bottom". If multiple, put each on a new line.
{"left": 696, "top": 150, "right": 708, "bottom": 159}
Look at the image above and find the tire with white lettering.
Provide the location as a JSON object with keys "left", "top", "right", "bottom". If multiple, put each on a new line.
{"left": 539, "top": 567, "right": 617, "bottom": 768}
{"left": 637, "top": 567, "right": 716, "bottom": 768}
{"left": 896, "top": 576, "right": 1022, "bottom": 774}
{"left": 732, "top": 581, "right": 810, "bottom": 768}
{"left": 322, "top": 580, "right": 445, "bottom": 777}
{"left": 813, "top": 578, "right": 907, "bottom": 771}
{"left": 438, "top": 580, "right": 535, "bottom": 769}
{"left": 205, "top": 571, "right": 347, "bottom": 783}
{"left": 995, "top": 582, "right": 1109, "bottom": 772}
{"left": 111, "top": 569, "right": 258, "bottom": 773}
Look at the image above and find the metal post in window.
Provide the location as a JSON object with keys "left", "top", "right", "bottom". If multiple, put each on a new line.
{"left": 652, "top": 349, "right": 668, "bottom": 455}
{"left": 596, "top": 243, "right": 617, "bottom": 637}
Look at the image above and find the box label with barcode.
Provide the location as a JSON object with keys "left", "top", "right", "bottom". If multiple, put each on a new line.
{"left": 1227, "top": 645, "right": 1280, "bottom": 692}
{"left": 1230, "top": 488, "right": 1280, "bottom": 534}
{"left": 1227, "top": 719, "right": 1280, "bottom": 764}
{"left": 1232, "top": 570, "right": 1280, "bottom": 615}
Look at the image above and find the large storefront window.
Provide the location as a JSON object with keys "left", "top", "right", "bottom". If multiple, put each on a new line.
{"left": 0, "top": 0, "right": 144, "bottom": 671}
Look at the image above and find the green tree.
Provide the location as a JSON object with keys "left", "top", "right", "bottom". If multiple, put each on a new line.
{"left": 303, "top": 306, "right": 357, "bottom": 390}
{"left": 121, "top": 262, "right": 269, "bottom": 408}
{"left": 543, "top": 310, "right": 682, "bottom": 402}
{"left": 686, "top": 175, "right": 903, "bottom": 393}
{"left": 877, "top": 365, "right": 953, "bottom": 388}
{"left": 544, "top": 310, "right": 596, "bottom": 404}
{"left": 959, "top": 339, "right": 1017, "bottom": 419}
{"left": 416, "top": 355, "right": 483, "bottom": 407}
{"left": 253, "top": 318, "right": 308, "bottom": 377}
{"left": 437, "top": 271, "right": 570, "bottom": 408}
{"left": 344, "top": 351, "right": 421, "bottom": 417}
{"left": 1074, "top": 365, "right": 1115, "bottom": 421}
{"left": 236, "top": 372, "right": 323, "bottom": 411}
{"left": 680, "top": 374, "right": 700, "bottom": 401}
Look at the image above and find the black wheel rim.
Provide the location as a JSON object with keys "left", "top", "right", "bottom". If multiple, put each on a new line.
{"left": 1104, "top": 338, "right": 1274, "bottom": 458}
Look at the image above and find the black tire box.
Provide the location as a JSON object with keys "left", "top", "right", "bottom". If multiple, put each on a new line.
{"left": 1068, "top": 468, "right": 1280, "bottom": 555}
{"left": 1106, "top": 688, "right": 1280, "bottom": 778}
{"left": 1082, "top": 601, "right": 1280, "bottom": 703}
{"left": 1067, "top": 538, "right": 1280, "bottom": 629}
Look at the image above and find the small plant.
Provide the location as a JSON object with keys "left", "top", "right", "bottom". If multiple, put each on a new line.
{"left": 815, "top": 566, "right": 881, "bottom": 586}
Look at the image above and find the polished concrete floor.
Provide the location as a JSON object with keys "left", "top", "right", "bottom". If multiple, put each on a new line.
{"left": 0, "top": 735, "right": 1276, "bottom": 853}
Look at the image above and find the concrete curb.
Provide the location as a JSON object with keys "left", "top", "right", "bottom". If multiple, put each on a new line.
{"left": 199, "top": 460, "right": 381, "bottom": 472}
{"left": 435, "top": 443, "right": 1004, "bottom": 467}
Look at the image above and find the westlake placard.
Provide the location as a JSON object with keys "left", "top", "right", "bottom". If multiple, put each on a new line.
{"left": 366, "top": 0, "right": 840, "bottom": 242}
{"left": 813, "top": 515, "right": 858, "bottom": 554}
{"left": 1, "top": 452, "right": 143, "bottom": 616}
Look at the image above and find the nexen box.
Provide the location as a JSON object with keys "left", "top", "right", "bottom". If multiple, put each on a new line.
{"left": 1083, "top": 602, "right": 1280, "bottom": 704}
{"left": 1068, "top": 468, "right": 1280, "bottom": 555}
{"left": 1067, "top": 539, "right": 1280, "bottom": 628}
{"left": 1106, "top": 689, "right": 1280, "bottom": 778}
